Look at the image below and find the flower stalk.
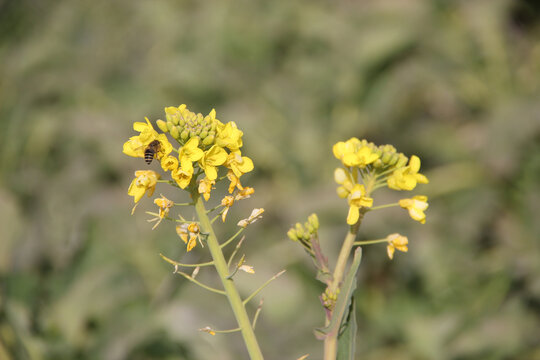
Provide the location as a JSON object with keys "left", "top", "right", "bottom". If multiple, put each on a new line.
{"left": 193, "top": 191, "right": 264, "bottom": 360}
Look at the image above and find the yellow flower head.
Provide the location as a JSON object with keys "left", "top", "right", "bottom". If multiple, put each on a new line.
{"left": 225, "top": 151, "right": 254, "bottom": 178}
{"left": 234, "top": 187, "right": 254, "bottom": 201}
{"left": 123, "top": 118, "right": 173, "bottom": 160}
{"left": 221, "top": 195, "right": 235, "bottom": 222}
{"left": 149, "top": 194, "right": 174, "bottom": 229}
{"left": 171, "top": 166, "right": 194, "bottom": 189}
{"left": 333, "top": 138, "right": 379, "bottom": 167}
{"left": 178, "top": 137, "right": 204, "bottom": 172}
{"left": 399, "top": 195, "right": 429, "bottom": 224}
{"left": 387, "top": 155, "right": 429, "bottom": 191}
{"left": 216, "top": 121, "right": 244, "bottom": 151}
{"left": 199, "top": 145, "right": 227, "bottom": 181}
{"left": 346, "top": 184, "right": 373, "bottom": 225}
{"left": 198, "top": 177, "right": 215, "bottom": 201}
{"left": 227, "top": 170, "right": 244, "bottom": 193}
{"left": 386, "top": 233, "right": 408, "bottom": 260}
{"left": 127, "top": 170, "right": 161, "bottom": 203}
{"left": 160, "top": 155, "right": 179, "bottom": 172}
{"left": 176, "top": 222, "right": 200, "bottom": 252}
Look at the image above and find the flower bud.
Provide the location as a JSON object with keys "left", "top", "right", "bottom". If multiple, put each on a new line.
{"left": 170, "top": 125, "right": 179, "bottom": 139}
{"left": 373, "top": 159, "right": 384, "bottom": 168}
{"left": 295, "top": 223, "right": 304, "bottom": 239}
{"left": 199, "top": 130, "right": 208, "bottom": 139}
{"left": 308, "top": 213, "right": 319, "bottom": 230}
{"left": 180, "top": 129, "right": 189, "bottom": 141}
{"left": 287, "top": 228, "right": 298, "bottom": 242}
{"left": 156, "top": 119, "right": 168, "bottom": 133}
{"left": 202, "top": 135, "right": 215, "bottom": 146}
{"left": 395, "top": 154, "right": 408, "bottom": 168}
{"left": 166, "top": 120, "right": 175, "bottom": 132}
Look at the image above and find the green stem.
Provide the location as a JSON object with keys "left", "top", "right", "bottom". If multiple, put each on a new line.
{"left": 369, "top": 203, "right": 398, "bottom": 211}
{"left": 193, "top": 193, "right": 264, "bottom": 360}
{"left": 353, "top": 238, "right": 387, "bottom": 246}
{"left": 324, "top": 211, "right": 364, "bottom": 360}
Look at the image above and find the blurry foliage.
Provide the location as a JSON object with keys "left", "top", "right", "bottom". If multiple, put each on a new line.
{"left": 0, "top": 0, "right": 539, "bottom": 359}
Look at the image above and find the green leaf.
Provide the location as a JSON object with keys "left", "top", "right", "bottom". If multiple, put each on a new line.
{"left": 337, "top": 297, "right": 357, "bottom": 360}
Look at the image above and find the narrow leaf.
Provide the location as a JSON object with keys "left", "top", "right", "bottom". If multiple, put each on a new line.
{"left": 337, "top": 297, "right": 357, "bottom": 360}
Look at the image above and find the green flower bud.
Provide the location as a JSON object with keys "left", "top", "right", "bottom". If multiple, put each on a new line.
{"left": 373, "top": 159, "right": 384, "bottom": 168}
{"left": 202, "top": 135, "right": 215, "bottom": 146}
{"left": 395, "top": 154, "right": 408, "bottom": 168}
{"left": 295, "top": 223, "right": 304, "bottom": 239}
{"left": 180, "top": 129, "right": 189, "bottom": 141}
{"left": 156, "top": 119, "right": 168, "bottom": 133}
{"left": 381, "top": 152, "right": 392, "bottom": 164}
{"left": 308, "top": 213, "right": 319, "bottom": 230}
{"left": 287, "top": 228, "right": 298, "bottom": 242}
{"left": 170, "top": 125, "right": 179, "bottom": 139}
{"left": 167, "top": 120, "right": 174, "bottom": 132}
{"left": 199, "top": 130, "right": 208, "bottom": 139}
{"left": 388, "top": 154, "right": 398, "bottom": 166}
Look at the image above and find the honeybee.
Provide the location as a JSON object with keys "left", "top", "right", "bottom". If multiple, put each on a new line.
{"left": 144, "top": 140, "right": 161, "bottom": 164}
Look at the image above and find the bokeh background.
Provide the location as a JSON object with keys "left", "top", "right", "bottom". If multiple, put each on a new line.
{"left": 1, "top": 0, "right": 539, "bottom": 359}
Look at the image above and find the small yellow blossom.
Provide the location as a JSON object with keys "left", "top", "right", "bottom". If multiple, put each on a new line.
{"left": 346, "top": 184, "right": 373, "bottom": 225}
{"left": 333, "top": 138, "right": 379, "bottom": 167}
{"left": 227, "top": 170, "right": 244, "bottom": 193}
{"left": 150, "top": 194, "right": 174, "bottom": 229}
{"left": 127, "top": 170, "right": 160, "bottom": 203}
{"left": 216, "top": 121, "right": 243, "bottom": 151}
{"left": 237, "top": 208, "right": 264, "bottom": 228}
{"left": 171, "top": 166, "right": 194, "bottom": 189}
{"left": 176, "top": 222, "right": 200, "bottom": 252}
{"left": 199, "top": 145, "right": 227, "bottom": 180}
{"left": 160, "top": 155, "right": 179, "bottom": 172}
{"left": 387, "top": 155, "right": 429, "bottom": 191}
{"left": 386, "top": 233, "right": 408, "bottom": 260}
{"left": 178, "top": 137, "right": 204, "bottom": 172}
{"left": 399, "top": 195, "right": 429, "bottom": 224}
{"left": 234, "top": 187, "right": 254, "bottom": 201}
{"left": 225, "top": 151, "right": 254, "bottom": 178}
{"left": 221, "top": 196, "right": 235, "bottom": 222}
{"left": 334, "top": 168, "right": 354, "bottom": 198}
{"left": 123, "top": 117, "right": 173, "bottom": 160}
{"left": 198, "top": 177, "right": 215, "bottom": 201}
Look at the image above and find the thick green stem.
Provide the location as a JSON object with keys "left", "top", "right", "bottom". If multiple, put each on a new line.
{"left": 193, "top": 193, "right": 264, "bottom": 360}
{"left": 324, "top": 212, "right": 364, "bottom": 360}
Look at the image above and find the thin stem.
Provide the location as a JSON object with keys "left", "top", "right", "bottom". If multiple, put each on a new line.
{"left": 175, "top": 270, "right": 226, "bottom": 295}
{"left": 222, "top": 228, "right": 245, "bottom": 249}
{"left": 227, "top": 236, "right": 246, "bottom": 268}
{"left": 369, "top": 203, "right": 398, "bottom": 211}
{"left": 252, "top": 299, "right": 264, "bottom": 329}
{"left": 193, "top": 193, "right": 264, "bottom": 360}
{"left": 160, "top": 253, "right": 214, "bottom": 267}
{"left": 243, "top": 270, "right": 286, "bottom": 306}
{"left": 200, "top": 326, "right": 242, "bottom": 334}
{"left": 353, "top": 239, "right": 388, "bottom": 246}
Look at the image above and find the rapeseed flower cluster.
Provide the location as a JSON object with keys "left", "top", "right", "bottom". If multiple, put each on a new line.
{"left": 123, "top": 105, "right": 257, "bottom": 251}
{"left": 333, "top": 138, "right": 429, "bottom": 225}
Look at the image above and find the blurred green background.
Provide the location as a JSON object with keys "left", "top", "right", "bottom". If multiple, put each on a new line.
{"left": 1, "top": 0, "right": 539, "bottom": 359}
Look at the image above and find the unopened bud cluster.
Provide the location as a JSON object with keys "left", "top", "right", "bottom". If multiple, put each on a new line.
{"left": 287, "top": 213, "right": 319, "bottom": 243}
{"left": 158, "top": 105, "right": 218, "bottom": 147}
{"left": 321, "top": 288, "right": 339, "bottom": 311}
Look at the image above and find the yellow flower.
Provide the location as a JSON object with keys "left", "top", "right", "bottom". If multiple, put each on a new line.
{"left": 171, "top": 166, "right": 194, "bottom": 189}
{"left": 346, "top": 184, "right": 373, "bottom": 225}
{"left": 333, "top": 138, "right": 379, "bottom": 167}
{"left": 176, "top": 222, "right": 200, "bottom": 252}
{"left": 199, "top": 145, "right": 227, "bottom": 181}
{"left": 198, "top": 177, "right": 215, "bottom": 201}
{"left": 149, "top": 194, "right": 174, "bottom": 229}
{"left": 237, "top": 208, "right": 264, "bottom": 228}
{"left": 234, "top": 187, "right": 254, "bottom": 201}
{"left": 216, "top": 121, "right": 243, "bottom": 151}
{"left": 399, "top": 195, "right": 429, "bottom": 224}
{"left": 160, "top": 155, "right": 179, "bottom": 172}
{"left": 178, "top": 137, "right": 204, "bottom": 172}
{"left": 386, "top": 233, "right": 408, "bottom": 260}
{"left": 334, "top": 168, "right": 354, "bottom": 198}
{"left": 387, "top": 155, "right": 429, "bottom": 191}
{"left": 227, "top": 170, "right": 244, "bottom": 193}
{"left": 225, "top": 151, "right": 254, "bottom": 178}
{"left": 127, "top": 170, "right": 160, "bottom": 203}
{"left": 221, "top": 196, "right": 235, "bottom": 222}
{"left": 123, "top": 117, "right": 173, "bottom": 160}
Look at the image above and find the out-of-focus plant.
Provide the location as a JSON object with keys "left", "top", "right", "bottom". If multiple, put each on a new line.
{"left": 123, "top": 105, "right": 285, "bottom": 360}
{"left": 288, "top": 138, "right": 429, "bottom": 360}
